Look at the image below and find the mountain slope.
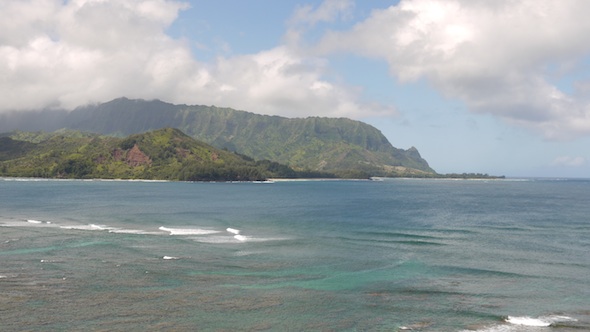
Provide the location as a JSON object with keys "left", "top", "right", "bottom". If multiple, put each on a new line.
{"left": 0, "top": 128, "right": 308, "bottom": 181}
{"left": 0, "top": 98, "right": 435, "bottom": 177}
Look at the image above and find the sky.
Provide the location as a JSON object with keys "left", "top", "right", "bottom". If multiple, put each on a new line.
{"left": 2, "top": 0, "right": 590, "bottom": 177}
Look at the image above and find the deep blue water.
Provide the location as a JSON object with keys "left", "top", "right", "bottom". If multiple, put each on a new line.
{"left": 0, "top": 178, "right": 589, "bottom": 331}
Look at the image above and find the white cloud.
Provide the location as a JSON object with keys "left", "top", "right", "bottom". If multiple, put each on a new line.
{"left": 0, "top": 0, "right": 390, "bottom": 119}
{"left": 289, "top": 0, "right": 354, "bottom": 27}
{"left": 284, "top": 0, "right": 355, "bottom": 51}
{"left": 187, "top": 47, "right": 393, "bottom": 118}
{"left": 552, "top": 156, "right": 587, "bottom": 167}
{"left": 0, "top": 0, "right": 192, "bottom": 110}
{"left": 315, "top": 0, "right": 590, "bottom": 140}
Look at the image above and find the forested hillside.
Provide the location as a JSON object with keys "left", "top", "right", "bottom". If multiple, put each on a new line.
{"left": 0, "top": 98, "right": 435, "bottom": 177}
{"left": 0, "top": 128, "right": 324, "bottom": 181}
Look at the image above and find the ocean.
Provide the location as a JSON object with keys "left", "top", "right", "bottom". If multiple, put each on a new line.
{"left": 0, "top": 178, "right": 588, "bottom": 331}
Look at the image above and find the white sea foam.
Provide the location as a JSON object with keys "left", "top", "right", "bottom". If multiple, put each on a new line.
{"left": 505, "top": 316, "right": 551, "bottom": 327}
{"left": 162, "top": 256, "right": 179, "bottom": 260}
{"left": 226, "top": 227, "right": 240, "bottom": 234}
{"left": 460, "top": 315, "right": 578, "bottom": 332}
{"left": 61, "top": 224, "right": 116, "bottom": 231}
{"left": 191, "top": 235, "right": 287, "bottom": 244}
{"left": 40, "top": 259, "right": 56, "bottom": 263}
{"left": 189, "top": 235, "right": 251, "bottom": 243}
{"left": 159, "top": 226, "right": 221, "bottom": 235}
{"left": 234, "top": 234, "right": 247, "bottom": 242}
{"left": 6, "top": 214, "right": 284, "bottom": 245}
{"left": 505, "top": 315, "right": 576, "bottom": 327}
{"left": 90, "top": 224, "right": 116, "bottom": 230}
{"left": 12, "top": 219, "right": 155, "bottom": 235}
{"left": 239, "top": 236, "right": 289, "bottom": 243}
{"left": 108, "top": 229, "right": 161, "bottom": 235}
{"left": 1, "top": 177, "right": 52, "bottom": 182}
{"left": 460, "top": 326, "right": 513, "bottom": 332}
{"left": 60, "top": 224, "right": 89, "bottom": 230}
{"left": 1, "top": 219, "right": 54, "bottom": 228}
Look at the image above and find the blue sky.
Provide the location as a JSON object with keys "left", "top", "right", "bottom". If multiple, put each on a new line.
{"left": 2, "top": 0, "right": 590, "bottom": 177}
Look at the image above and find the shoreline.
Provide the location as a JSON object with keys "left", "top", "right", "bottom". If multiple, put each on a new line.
{"left": 3, "top": 176, "right": 587, "bottom": 184}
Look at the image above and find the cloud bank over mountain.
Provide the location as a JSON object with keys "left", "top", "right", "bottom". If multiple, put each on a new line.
{"left": 3, "top": 0, "right": 590, "bottom": 141}
{"left": 0, "top": 0, "right": 388, "bottom": 119}
{"left": 314, "top": 0, "right": 590, "bottom": 140}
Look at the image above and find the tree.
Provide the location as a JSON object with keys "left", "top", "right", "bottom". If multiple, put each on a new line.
{"left": 55, "top": 157, "right": 94, "bottom": 178}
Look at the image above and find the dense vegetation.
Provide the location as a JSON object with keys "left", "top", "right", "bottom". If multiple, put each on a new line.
{"left": 0, "top": 128, "right": 334, "bottom": 181}
{"left": 0, "top": 98, "right": 435, "bottom": 177}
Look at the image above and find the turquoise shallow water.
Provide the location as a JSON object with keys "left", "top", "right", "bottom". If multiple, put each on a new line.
{"left": 0, "top": 178, "right": 589, "bottom": 331}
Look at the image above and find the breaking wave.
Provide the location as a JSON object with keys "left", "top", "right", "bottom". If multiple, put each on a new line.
{"left": 1, "top": 218, "right": 283, "bottom": 245}
{"left": 158, "top": 226, "right": 220, "bottom": 235}
{"left": 461, "top": 314, "right": 579, "bottom": 332}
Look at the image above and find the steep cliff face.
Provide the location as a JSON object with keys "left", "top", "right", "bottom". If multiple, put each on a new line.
{"left": 0, "top": 98, "right": 436, "bottom": 176}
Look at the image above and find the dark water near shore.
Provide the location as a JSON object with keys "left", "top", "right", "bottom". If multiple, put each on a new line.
{"left": 1, "top": 178, "right": 589, "bottom": 331}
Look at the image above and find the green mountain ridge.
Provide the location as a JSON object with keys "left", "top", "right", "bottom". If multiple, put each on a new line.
{"left": 0, "top": 97, "right": 434, "bottom": 177}
{"left": 0, "top": 128, "right": 319, "bottom": 181}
